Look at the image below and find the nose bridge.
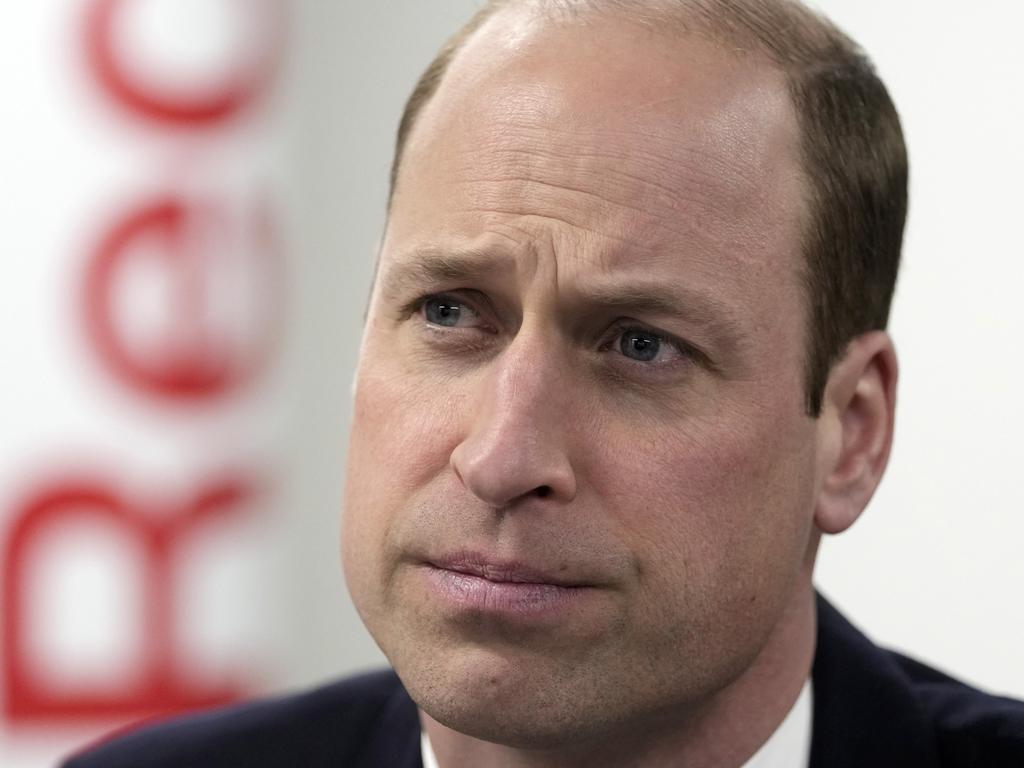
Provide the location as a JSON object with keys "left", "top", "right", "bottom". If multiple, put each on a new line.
{"left": 450, "top": 324, "right": 578, "bottom": 507}
{"left": 494, "top": 324, "right": 566, "bottom": 420}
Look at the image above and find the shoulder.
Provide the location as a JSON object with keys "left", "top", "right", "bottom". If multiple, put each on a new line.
{"left": 60, "top": 669, "right": 417, "bottom": 768}
{"left": 889, "top": 650, "right": 1024, "bottom": 766}
{"left": 813, "top": 593, "right": 1024, "bottom": 767}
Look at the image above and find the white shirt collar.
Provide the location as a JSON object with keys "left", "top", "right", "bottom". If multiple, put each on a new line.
{"left": 421, "top": 730, "right": 441, "bottom": 768}
{"left": 421, "top": 680, "right": 813, "bottom": 768}
{"left": 742, "top": 679, "right": 813, "bottom": 768}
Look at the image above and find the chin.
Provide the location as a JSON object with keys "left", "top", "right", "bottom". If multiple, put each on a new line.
{"left": 416, "top": 684, "right": 600, "bottom": 750}
{"left": 394, "top": 642, "right": 652, "bottom": 750}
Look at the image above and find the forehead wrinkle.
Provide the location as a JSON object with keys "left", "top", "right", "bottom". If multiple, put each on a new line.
{"left": 379, "top": 245, "right": 520, "bottom": 302}
{"left": 460, "top": 193, "right": 770, "bottom": 278}
{"left": 445, "top": 120, "right": 793, "bottom": 264}
{"left": 461, "top": 119, "right": 768, "bottom": 212}
{"left": 472, "top": 111, "right": 773, "bottom": 194}
{"left": 489, "top": 216, "right": 644, "bottom": 262}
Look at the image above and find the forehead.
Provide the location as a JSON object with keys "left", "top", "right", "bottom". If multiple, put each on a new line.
{"left": 386, "top": 7, "right": 806, "bottom": 304}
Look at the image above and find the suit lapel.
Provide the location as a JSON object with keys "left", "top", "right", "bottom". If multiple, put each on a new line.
{"left": 809, "top": 593, "right": 940, "bottom": 768}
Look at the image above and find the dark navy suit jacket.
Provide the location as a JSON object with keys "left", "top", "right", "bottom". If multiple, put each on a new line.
{"left": 62, "top": 595, "right": 1024, "bottom": 767}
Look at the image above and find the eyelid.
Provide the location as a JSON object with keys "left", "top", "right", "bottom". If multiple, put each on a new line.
{"left": 400, "top": 291, "right": 460, "bottom": 318}
{"left": 410, "top": 291, "right": 490, "bottom": 328}
{"left": 606, "top": 321, "right": 693, "bottom": 363}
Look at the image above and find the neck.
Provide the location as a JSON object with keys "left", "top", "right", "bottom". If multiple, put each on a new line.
{"left": 422, "top": 574, "right": 817, "bottom": 768}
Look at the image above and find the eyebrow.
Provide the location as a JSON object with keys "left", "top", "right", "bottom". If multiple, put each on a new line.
{"left": 379, "top": 246, "right": 516, "bottom": 303}
{"left": 573, "top": 284, "right": 746, "bottom": 355}
{"left": 379, "top": 246, "right": 745, "bottom": 349}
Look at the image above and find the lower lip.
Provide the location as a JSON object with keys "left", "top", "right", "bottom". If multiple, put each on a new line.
{"left": 421, "top": 565, "right": 591, "bottom": 618}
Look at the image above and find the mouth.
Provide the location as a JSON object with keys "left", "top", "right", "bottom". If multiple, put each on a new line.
{"left": 426, "top": 553, "right": 589, "bottom": 588}
{"left": 418, "top": 553, "right": 596, "bottom": 618}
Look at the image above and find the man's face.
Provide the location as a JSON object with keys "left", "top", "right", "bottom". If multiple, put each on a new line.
{"left": 344, "top": 10, "right": 828, "bottom": 748}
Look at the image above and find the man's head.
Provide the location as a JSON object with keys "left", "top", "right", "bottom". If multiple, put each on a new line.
{"left": 343, "top": 0, "right": 903, "bottom": 758}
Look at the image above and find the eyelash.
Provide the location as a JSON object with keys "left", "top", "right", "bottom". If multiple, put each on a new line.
{"left": 404, "top": 292, "right": 697, "bottom": 370}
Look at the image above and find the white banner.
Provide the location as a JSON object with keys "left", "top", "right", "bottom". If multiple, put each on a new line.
{"left": 0, "top": 2, "right": 292, "bottom": 765}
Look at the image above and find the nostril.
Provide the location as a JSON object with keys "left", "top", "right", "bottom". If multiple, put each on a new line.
{"left": 535, "top": 485, "right": 552, "bottom": 498}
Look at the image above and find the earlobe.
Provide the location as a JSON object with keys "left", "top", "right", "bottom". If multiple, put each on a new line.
{"left": 814, "top": 331, "right": 898, "bottom": 535}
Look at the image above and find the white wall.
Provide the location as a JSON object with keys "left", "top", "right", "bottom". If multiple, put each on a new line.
{"left": 809, "top": 0, "right": 1024, "bottom": 699}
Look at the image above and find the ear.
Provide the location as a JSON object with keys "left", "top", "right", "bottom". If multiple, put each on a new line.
{"left": 814, "top": 331, "right": 898, "bottom": 535}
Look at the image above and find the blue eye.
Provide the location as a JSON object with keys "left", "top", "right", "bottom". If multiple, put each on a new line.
{"left": 424, "top": 297, "right": 466, "bottom": 327}
{"left": 620, "top": 330, "right": 661, "bottom": 362}
{"left": 610, "top": 325, "right": 692, "bottom": 368}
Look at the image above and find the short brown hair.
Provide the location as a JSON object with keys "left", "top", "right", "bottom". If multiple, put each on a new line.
{"left": 387, "top": 0, "right": 908, "bottom": 416}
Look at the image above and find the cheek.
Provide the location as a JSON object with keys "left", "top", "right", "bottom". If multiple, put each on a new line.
{"left": 342, "top": 340, "right": 468, "bottom": 561}
{"left": 586, "top": 398, "right": 815, "bottom": 618}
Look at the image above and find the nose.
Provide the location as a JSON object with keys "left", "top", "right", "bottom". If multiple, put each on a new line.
{"left": 450, "top": 333, "right": 577, "bottom": 508}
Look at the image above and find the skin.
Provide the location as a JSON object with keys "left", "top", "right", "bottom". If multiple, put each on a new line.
{"left": 343, "top": 7, "right": 897, "bottom": 768}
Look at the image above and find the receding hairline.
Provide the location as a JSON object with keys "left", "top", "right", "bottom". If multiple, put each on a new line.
{"left": 389, "top": 0, "right": 861, "bottom": 208}
{"left": 473, "top": 0, "right": 842, "bottom": 58}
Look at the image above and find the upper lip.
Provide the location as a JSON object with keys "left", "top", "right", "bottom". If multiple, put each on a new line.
{"left": 427, "top": 553, "right": 589, "bottom": 587}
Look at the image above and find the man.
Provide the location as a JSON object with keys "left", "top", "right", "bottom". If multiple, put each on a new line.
{"left": 64, "top": 0, "right": 1024, "bottom": 766}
